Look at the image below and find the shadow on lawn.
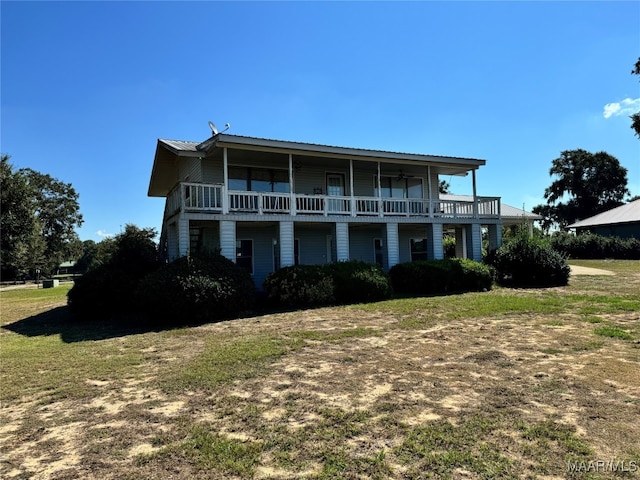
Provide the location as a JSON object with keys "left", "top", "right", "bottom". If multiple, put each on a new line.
{"left": 1, "top": 306, "right": 168, "bottom": 343}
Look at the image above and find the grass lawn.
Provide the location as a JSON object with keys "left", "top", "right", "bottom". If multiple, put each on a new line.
{"left": 1, "top": 261, "right": 639, "bottom": 479}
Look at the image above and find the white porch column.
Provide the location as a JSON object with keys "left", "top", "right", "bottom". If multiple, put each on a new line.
{"left": 468, "top": 223, "right": 483, "bottom": 262}
{"left": 377, "top": 162, "right": 383, "bottom": 217}
{"left": 427, "top": 165, "right": 433, "bottom": 218}
{"left": 335, "top": 223, "right": 350, "bottom": 262}
{"left": 427, "top": 223, "right": 444, "bottom": 260}
{"left": 289, "top": 154, "right": 296, "bottom": 215}
{"left": 222, "top": 147, "right": 229, "bottom": 214}
{"left": 279, "top": 221, "right": 295, "bottom": 267}
{"left": 472, "top": 169, "right": 478, "bottom": 219}
{"left": 349, "top": 158, "right": 356, "bottom": 217}
{"left": 488, "top": 224, "right": 502, "bottom": 252}
{"left": 219, "top": 220, "right": 236, "bottom": 262}
{"left": 178, "top": 216, "right": 189, "bottom": 258}
{"left": 386, "top": 223, "right": 399, "bottom": 269}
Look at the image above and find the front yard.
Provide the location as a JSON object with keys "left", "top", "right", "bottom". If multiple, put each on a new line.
{"left": 1, "top": 260, "right": 639, "bottom": 479}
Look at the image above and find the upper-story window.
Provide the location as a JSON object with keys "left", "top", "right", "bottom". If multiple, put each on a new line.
{"left": 229, "top": 167, "right": 290, "bottom": 193}
{"left": 374, "top": 176, "right": 423, "bottom": 199}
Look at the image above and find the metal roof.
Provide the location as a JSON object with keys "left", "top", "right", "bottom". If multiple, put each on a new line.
{"left": 159, "top": 134, "right": 486, "bottom": 166}
{"left": 567, "top": 199, "right": 640, "bottom": 228}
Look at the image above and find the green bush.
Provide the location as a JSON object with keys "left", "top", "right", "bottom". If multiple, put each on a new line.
{"left": 326, "top": 260, "right": 393, "bottom": 304}
{"left": 263, "top": 260, "right": 393, "bottom": 308}
{"left": 262, "top": 265, "right": 335, "bottom": 308}
{"left": 489, "top": 234, "right": 570, "bottom": 287}
{"left": 550, "top": 232, "right": 640, "bottom": 259}
{"left": 389, "top": 258, "right": 493, "bottom": 295}
{"left": 137, "top": 252, "right": 255, "bottom": 324}
{"left": 67, "top": 225, "right": 159, "bottom": 319}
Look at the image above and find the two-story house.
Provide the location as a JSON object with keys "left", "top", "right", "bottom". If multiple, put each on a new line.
{"left": 148, "top": 133, "right": 503, "bottom": 287}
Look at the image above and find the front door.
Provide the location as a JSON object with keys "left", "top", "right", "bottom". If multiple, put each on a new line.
{"left": 326, "top": 173, "right": 345, "bottom": 212}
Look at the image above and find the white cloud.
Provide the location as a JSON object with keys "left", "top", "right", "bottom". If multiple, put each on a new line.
{"left": 96, "top": 230, "right": 113, "bottom": 238}
{"left": 603, "top": 97, "right": 640, "bottom": 119}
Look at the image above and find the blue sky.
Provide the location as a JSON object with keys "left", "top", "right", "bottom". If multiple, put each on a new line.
{"left": 2, "top": 1, "right": 639, "bottom": 242}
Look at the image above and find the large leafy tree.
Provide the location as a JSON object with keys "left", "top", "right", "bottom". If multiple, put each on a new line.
{"left": 632, "top": 57, "right": 640, "bottom": 138}
{"left": 1, "top": 155, "right": 83, "bottom": 278}
{"left": 533, "top": 149, "right": 629, "bottom": 231}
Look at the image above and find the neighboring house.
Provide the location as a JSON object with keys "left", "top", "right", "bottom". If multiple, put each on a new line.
{"left": 567, "top": 199, "right": 640, "bottom": 239}
{"left": 57, "top": 261, "right": 77, "bottom": 275}
{"left": 148, "top": 133, "right": 504, "bottom": 287}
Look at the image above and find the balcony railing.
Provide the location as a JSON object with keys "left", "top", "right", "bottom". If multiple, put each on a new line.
{"left": 165, "top": 183, "right": 500, "bottom": 220}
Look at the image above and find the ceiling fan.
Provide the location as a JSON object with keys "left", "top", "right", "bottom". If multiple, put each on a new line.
{"left": 396, "top": 169, "right": 416, "bottom": 181}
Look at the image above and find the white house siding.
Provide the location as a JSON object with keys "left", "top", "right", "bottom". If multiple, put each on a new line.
{"left": 468, "top": 223, "right": 483, "bottom": 261}
{"left": 219, "top": 220, "right": 236, "bottom": 262}
{"left": 349, "top": 225, "right": 385, "bottom": 264}
{"left": 178, "top": 158, "right": 202, "bottom": 183}
{"left": 295, "top": 165, "right": 350, "bottom": 195}
{"left": 202, "top": 160, "right": 223, "bottom": 184}
{"left": 427, "top": 224, "right": 444, "bottom": 260}
{"left": 295, "top": 224, "right": 334, "bottom": 265}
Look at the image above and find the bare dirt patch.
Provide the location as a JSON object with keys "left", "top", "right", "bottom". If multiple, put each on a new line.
{"left": 1, "top": 269, "right": 639, "bottom": 479}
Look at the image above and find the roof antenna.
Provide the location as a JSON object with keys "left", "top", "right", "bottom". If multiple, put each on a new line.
{"left": 208, "top": 121, "right": 230, "bottom": 136}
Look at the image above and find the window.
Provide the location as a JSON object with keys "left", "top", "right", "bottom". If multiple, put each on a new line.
{"left": 374, "top": 176, "right": 423, "bottom": 199}
{"left": 374, "top": 238, "right": 384, "bottom": 267}
{"left": 273, "top": 239, "right": 299, "bottom": 270}
{"left": 229, "top": 167, "right": 290, "bottom": 193}
{"left": 410, "top": 238, "right": 428, "bottom": 262}
{"left": 236, "top": 239, "right": 253, "bottom": 274}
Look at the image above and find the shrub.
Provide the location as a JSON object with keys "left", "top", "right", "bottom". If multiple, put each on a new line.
{"left": 137, "top": 252, "right": 255, "bottom": 324}
{"left": 263, "top": 260, "right": 393, "bottom": 308}
{"left": 262, "top": 265, "right": 334, "bottom": 308}
{"left": 550, "top": 232, "right": 640, "bottom": 260}
{"left": 489, "top": 234, "right": 570, "bottom": 287}
{"left": 67, "top": 225, "right": 159, "bottom": 319}
{"left": 325, "top": 260, "right": 393, "bottom": 304}
{"left": 389, "top": 258, "right": 493, "bottom": 295}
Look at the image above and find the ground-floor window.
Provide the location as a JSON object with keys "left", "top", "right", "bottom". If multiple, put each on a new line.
{"left": 273, "top": 239, "right": 300, "bottom": 270}
{"left": 410, "top": 238, "right": 428, "bottom": 262}
{"left": 236, "top": 239, "right": 253, "bottom": 274}
{"left": 374, "top": 238, "right": 384, "bottom": 267}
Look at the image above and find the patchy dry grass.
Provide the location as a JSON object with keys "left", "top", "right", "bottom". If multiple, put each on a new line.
{"left": 1, "top": 261, "right": 639, "bottom": 479}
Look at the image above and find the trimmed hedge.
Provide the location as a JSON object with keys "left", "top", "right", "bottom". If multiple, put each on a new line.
{"left": 262, "top": 265, "right": 335, "bottom": 308}
{"left": 550, "top": 232, "right": 640, "bottom": 260}
{"left": 389, "top": 258, "right": 493, "bottom": 295}
{"left": 488, "top": 235, "right": 570, "bottom": 287}
{"left": 263, "top": 260, "right": 392, "bottom": 308}
{"left": 137, "top": 252, "right": 256, "bottom": 324}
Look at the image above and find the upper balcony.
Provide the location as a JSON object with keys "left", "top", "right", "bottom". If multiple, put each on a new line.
{"left": 165, "top": 182, "right": 501, "bottom": 221}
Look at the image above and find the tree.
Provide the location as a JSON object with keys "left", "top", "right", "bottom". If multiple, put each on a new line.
{"left": 0, "top": 155, "right": 83, "bottom": 278}
{"left": 632, "top": 57, "right": 640, "bottom": 138}
{"left": 439, "top": 180, "right": 451, "bottom": 194}
{"left": 533, "top": 149, "right": 629, "bottom": 231}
